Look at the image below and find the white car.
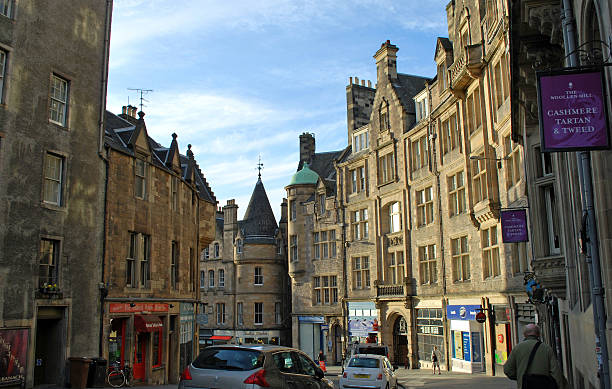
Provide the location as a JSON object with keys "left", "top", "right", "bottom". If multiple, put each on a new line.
{"left": 339, "top": 354, "right": 398, "bottom": 389}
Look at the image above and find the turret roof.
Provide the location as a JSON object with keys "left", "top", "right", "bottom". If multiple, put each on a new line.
{"left": 241, "top": 178, "right": 278, "bottom": 242}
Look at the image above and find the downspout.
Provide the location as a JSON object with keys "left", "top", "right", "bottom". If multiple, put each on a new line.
{"left": 98, "top": 0, "right": 113, "bottom": 357}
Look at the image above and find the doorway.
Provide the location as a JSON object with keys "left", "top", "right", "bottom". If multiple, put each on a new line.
{"left": 332, "top": 324, "right": 342, "bottom": 365}
{"left": 393, "top": 316, "right": 408, "bottom": 366}
{"left": 34, "top": 307, "right": 66, "bottom": 386}
{"left": 132, "top": 332, "right": 147, "bottom": 381}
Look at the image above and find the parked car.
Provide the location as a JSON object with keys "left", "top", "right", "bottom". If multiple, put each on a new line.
{"left": 344, "top": 343, "right": 390, "bottom": 366}
{"left": 178, "top": 344, "right": 334, "bottom": 389}
{"left": 340, "top": 354, "right": 398, "bottom": 389}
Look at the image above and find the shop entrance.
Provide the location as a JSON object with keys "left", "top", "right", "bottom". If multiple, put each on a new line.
{"left": 133, "top": 332, "right": 147, "bottom": 380}
{"left": 393, "top": 316, "right": 408, "bottom": 366}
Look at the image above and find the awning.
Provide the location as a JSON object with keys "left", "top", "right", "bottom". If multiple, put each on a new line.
{"left": 209, "top": 335, "right": 232, "bottom": 341}
{"left": 134, "top": 315, "right": 163, "bottom": 332}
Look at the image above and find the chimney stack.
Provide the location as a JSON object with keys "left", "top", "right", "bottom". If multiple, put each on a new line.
{"left": 299, "top": 133, "right": 315, "bottom": 165}
{"left": 374, "top": 40, "right": 398, "bottom": 82}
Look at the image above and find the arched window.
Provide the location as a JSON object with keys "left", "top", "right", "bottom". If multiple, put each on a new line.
{"left": 389, "top": 202, "right": 401, "bottom": 233}
{"left": 214, "top": 242, "right": 220, "bottom": 258}
{"left": 379, "top": 99, "right": 390, "bottom": 131}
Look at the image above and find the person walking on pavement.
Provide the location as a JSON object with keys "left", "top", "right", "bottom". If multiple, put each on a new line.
{"left": 318, "top": 350, "right": 327, "bottom": 373}
{"left": 504, "top": 324, "right": 566, "bottom": 389}
{"left": 431, "top": 346, "right": 441, "bottom": 374}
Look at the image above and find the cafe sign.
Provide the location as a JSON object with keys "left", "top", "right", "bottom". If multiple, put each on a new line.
{"left": 537, "top": 69, "right": 610, "bottom": 151}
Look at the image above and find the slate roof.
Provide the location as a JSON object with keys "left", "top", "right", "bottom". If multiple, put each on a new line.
{"left": 104, "top": 110, "right": 216, "bottom": 204}
{"left": 240, "top": 178, "right": 278, "bottom": 244}
{"left": 296, "top": 147, "right": 350, "bottom": 196}
{"left": 392, "top": 73, "right": 431, "bottom": 117}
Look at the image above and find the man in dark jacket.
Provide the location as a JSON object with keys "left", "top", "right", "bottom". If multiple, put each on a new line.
{"left": 504, "top": 324, "right": 566, "bottom": 389}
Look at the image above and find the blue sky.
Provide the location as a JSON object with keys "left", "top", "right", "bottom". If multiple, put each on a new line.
{"left": 107, "top": 0, "right": 450, "bottom": 220}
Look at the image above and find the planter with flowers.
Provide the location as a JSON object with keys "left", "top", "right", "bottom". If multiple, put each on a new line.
{"left": 36, "top": 282, "right": 62, "bottom": 299}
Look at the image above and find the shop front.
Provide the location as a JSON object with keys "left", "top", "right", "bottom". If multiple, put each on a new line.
{"left": 298, "top": 316, "right": 325, "bottom": 361}
{"left": 347, "top": 302, "right": 379, "bottom": 343}
{"left": 446, "top": 305, "right": 485, "bottom": 374}
{"left": 106, "top": 303, "right": 168, "bottom": 384}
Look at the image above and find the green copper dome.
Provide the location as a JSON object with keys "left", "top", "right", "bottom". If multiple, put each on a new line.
{"left": 288, "top": 163, "right": 319, "bottom": 186}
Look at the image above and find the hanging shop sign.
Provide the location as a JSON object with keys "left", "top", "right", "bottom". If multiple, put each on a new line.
{"left": 537, "top": 68, "right": 610, "bottom": 152}
{"left": 501, "top": 209, "right": 529, "bottom": 243}
{"left": 446, "top": 305, "right": 481, "bottom": 321}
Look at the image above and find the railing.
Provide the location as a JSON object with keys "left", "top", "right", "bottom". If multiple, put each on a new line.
{"left": 376, "top": 283, "right": 405, "bottom": 298}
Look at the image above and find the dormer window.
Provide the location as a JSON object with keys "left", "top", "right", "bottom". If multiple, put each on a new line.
{"left": 353, "top": 129, "right": 369, "bottom": 152}
{"left": 438, "top": 63, "right": 448, "bottom": 92}
{"left": 415, "top": 95, "right": 428, "bottom": 122}
{"left": 236, "top": 239, "right": 243, "bottom": 254}
{"left": 319, "top": 194, "right": 326, "bottom": 215}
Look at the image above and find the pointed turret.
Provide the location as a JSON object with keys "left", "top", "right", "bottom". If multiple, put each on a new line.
{"left": 241, "top": 178, "right": 278, "bottom": 240}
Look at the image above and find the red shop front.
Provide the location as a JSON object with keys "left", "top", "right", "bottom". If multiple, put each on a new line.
{"left": 107, "top": 303, "right": 167, "bottom": 383}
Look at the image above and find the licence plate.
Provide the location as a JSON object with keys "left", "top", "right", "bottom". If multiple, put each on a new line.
{"left": 354, "top": 374, "right": 370, "bottom": 379}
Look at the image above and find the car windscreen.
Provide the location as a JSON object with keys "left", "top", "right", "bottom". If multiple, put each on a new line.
{"left": 357, "top": 347, "right": 386, "bottom": 356}
{"left": 349, "top": 357, "right": 380, "bottom": 368}
{"left": 192, "top": 348, "right": 264, "bottom": 371}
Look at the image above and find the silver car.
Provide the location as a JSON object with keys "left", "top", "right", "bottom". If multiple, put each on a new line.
{"left": 178, "top": 344, "right": 334, "bottom": 389}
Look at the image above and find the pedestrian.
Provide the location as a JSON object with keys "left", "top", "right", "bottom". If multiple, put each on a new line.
{"left": 404, "top": 350, "right": 409, "bottom": 369}
{"left": 504, "top": 324, "right": 565, "bottom": 389}
{"left": 431, "top": 346, "right": 441, "bottom": 375}
{"left": 318, "top": 350, "right": 327, "bottom": 373}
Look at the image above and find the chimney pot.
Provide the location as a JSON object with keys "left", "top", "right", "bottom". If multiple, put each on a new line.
{"left": 368, "top": 80, "right": 372, "bottom": 88}
{"left": 122, "top": 106, "right": 127, "bottom": 115}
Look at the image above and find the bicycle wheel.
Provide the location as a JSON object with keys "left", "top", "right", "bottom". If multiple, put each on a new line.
{"left": 107, "top": 370, "right": 125, "bottom": 388}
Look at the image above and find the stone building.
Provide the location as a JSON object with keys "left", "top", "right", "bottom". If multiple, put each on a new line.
{"left": 285, "top": 134, "right": 349, "bottom": 363}
{"left": 512, "top": 0, "right": 612, "bottom": 388}
{"left": 288, "top": 0, "right": 533, "bottom": 375}
{"left": 199, "top": 175, "right": 291, "bottom": 348}
{"left": 0, "top": 1, "right": 112, "bottom": 387}
{"left": 102, "top": 108, "right": 216, "bottom": 384}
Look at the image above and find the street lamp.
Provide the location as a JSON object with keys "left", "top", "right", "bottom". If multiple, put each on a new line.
{"left": 469, "top": 155, "right": 508, "bottom": 169}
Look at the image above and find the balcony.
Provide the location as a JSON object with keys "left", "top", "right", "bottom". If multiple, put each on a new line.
{"left": 376, "top": 278, "right": 413, "bottom": 299}
{"left": 449, "top": 44, "right": 485, "bottom": 96}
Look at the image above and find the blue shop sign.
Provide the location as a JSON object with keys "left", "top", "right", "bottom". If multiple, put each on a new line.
{"left": 299, "top": 316, "right": 325, "bottom": 323}
{"left": 462, "top": 332, "right": 471, "bottom": 362}
{"left": 446, "top": 305, "right": 481, "bottom": 321}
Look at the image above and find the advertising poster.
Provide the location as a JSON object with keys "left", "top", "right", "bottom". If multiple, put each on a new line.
{"left": 0, "top": 329, "right": 28, "bottom": 383}
{"left": 453, "top": 331, "right": 463, "bottom": 360}
{"left": 501, "top": 209, "right": 529, "bottom": 243}
{"left": 537, "top": 69, "right": 610, "bottom": 151}
{"left": 348, "top": 318, "right": 376, "bottom": 337}
{"left": 462, "top": 332, "right": 471, "bottom": 362}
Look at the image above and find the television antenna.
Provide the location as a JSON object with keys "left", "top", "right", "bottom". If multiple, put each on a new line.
{"left": 127, "top": 88, "right": 153, "bottom": 112}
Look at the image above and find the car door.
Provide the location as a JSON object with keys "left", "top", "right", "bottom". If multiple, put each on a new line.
{"left": 293, "top": 351, "right": 322, "bottom": 389}
{"left": 272, "top": 351, "right": 307, "bottom": 389}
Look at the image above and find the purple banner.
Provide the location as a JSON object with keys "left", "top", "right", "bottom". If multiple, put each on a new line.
{"left": 501, "top": 209, "right": 528, "bottom": 243}
{"left": 538, "top": 70, "right": 610, "bottom": 151}
{"left": 0, "top": 328, "right": 28, "bottom": 383}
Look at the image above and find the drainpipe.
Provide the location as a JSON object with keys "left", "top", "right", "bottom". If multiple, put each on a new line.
{"left": 98, "top": 0, "right": 113, "bottom": 358}
{"left": 335, "top": 165, "right": 349, "bottom": 369}
{"left": 561, "top": 2, "right": 610, "bottom": 389}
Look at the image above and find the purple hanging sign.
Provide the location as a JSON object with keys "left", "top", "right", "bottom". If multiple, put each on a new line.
{"left": 501, "top": 209, "right": 528, "bottom": 243}
{"left": 537, "top": 69, "right": 610, "bottom": 151}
